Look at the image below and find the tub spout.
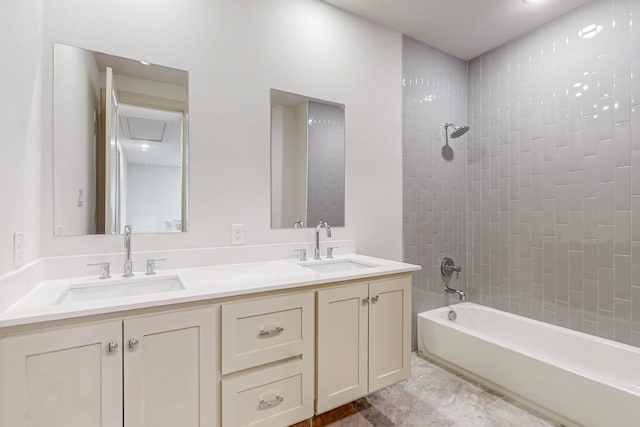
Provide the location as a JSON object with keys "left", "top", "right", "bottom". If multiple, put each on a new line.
{"left": 445, "top": 286, "right": 466, "bottom": 301}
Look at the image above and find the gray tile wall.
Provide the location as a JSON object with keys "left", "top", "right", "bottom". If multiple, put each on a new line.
{"left": 402, "top": 37, "right": 469, "bottom": 348}
{"left": 308, "top": 100, "right": 346, "bottom": 227}
{"left": 467, "top": 0, "right": 640, "bottom": 346}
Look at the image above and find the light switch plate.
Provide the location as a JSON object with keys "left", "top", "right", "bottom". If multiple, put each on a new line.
{"left": 231, "top": 224, "right": 245, "bottom": 245}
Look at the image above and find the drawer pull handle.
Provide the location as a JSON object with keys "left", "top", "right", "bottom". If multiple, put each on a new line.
{"left": 259, "top": 395, "right": 284, "bottom": 409}
{"left": 259, "top": 326, "right": 284, "bottom": 337}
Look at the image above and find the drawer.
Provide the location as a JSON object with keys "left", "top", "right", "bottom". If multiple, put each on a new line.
{"left": 221, "top": 292, "right": 314, "bottom": 374}
{"left": 221, "top": 358, "right": 313, "bottom": 427}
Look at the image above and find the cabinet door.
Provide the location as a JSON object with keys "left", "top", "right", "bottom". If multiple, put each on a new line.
{"left": 316, "top": 283, "right": 369, "bottom": 414}
{"left": 368, "top": 276, "right": 411, "bottom": 392}
{"left": 0, "top": 321, "right": 123, "bottom": 427}
{"left": 123, "top": 306, "right": 217, "bottom": 427}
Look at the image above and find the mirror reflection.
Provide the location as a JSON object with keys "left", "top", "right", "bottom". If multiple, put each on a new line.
{"left": 53, "top": 43, "right": 189, "bottom": 236}
{"left": 270, "top": 89, "right": 345, "bottom": 229}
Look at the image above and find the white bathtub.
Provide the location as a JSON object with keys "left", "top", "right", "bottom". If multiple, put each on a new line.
{"left": 417, "top": 302, "right": 640, "bottom": 427}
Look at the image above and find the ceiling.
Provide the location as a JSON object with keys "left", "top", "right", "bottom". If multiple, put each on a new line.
{"left": 323, "top": 0, "right": 595, "bottom": 60}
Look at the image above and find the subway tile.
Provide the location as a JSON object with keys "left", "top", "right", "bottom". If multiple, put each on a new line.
{"left": 583, "top": 239, "right": 598, "bottom": 281}
{"left": 556, "top": 185, "right": 569, "bottom": 225}
{"left": 614, "top": 77, "right": 631, "bottom": 124}
{"left": 543, "top": 199, "right": 555, "bottom": 236}
{"left": 599, "top": 268, "right": 614, "bottom": 311}
{"left": 544, "top": 273, "right": 556, "bottom": 313}
{"left": 614, "top": 299, "right": 632, "bottom": 344}
{"left": 613, "top": 31, "right": 631, "bottom": 79}
{"left": 633, "top": 286, "right": 640, "bottom": 333}
{"left": 633, "top": 150, "right": 640, "bottom": 195}
{"left": 583, "top": 279, "right": 599, "bottom": 322}
{"left": 614, "top": 166, "right": 631, "bottom": 210}
{"left": 614, "top": 210, "right": 631, "bottom": 255}
{"left": 583, "top": 319, "right": 599, "bottom": 335}
{"left": 613, "top": 121, "right": 631, "bottom": 167}
{"left": 597, "top": 182, "right": 614, "bottom": 225}
{"left": 568, "top": 211, "right": 583, "bottom": 251}
{"left": 598, "top": 310, "right": 614, "bottom": 340}
{"left": 599, "top": 53, "right": 615, "bottom": 99}
{"left": 633, "top": 242, "right": 640, "bottom": 286}
{"left": 632, "top": 60, "right": 640, "bottom": 106}
{"left": 556, "top": 301, "right": 569, "bottom": 328}
{"left": 583, "top": 197, "right": 598, "bottom": 239}
{"left": 568, "top": 170, "right": 584, "bottom": 211}
{"left": 569, "top": 290, "right": 583, "bottom": 331}
{"left": 631, "top": 107, "right": 640, "bottom": 150}
{"left": 615, "top": 255, "right": 632, "bottom": 300}
{"left": 598, "top": 225, "right": 614, "bottom": 268}
{"left": 597, "top": 139, "right": 614, "bottom": 182}
{"left": 582, "top": 155, "right": 598, "bottom": 197}
{"left": 633, "top": 196, "right": 640, "bottom": 241}
{"left": 568, "top": 130, "right": 583, "bottom": 171}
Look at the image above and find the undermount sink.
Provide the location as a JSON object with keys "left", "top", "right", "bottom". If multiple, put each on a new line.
{"left": 55, "top": 275, "right": 185, "bottom": 305}
{"left": 299, "top": 259, "right": 377, "bottom": 273}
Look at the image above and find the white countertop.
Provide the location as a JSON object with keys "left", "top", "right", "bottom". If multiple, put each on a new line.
{"left": 0, "top": 254, "right": 420, "bottom": 328}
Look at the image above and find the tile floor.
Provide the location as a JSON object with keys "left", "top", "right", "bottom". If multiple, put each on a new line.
{"left": 314, "top": 353, "right": 559, "bottom": 427}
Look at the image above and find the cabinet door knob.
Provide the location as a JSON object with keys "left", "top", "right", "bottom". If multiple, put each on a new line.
{"left": 259, "top": 395, "right": 284, "bottom": 409}
{"left": 371, "top": 295, "right": 379, "bottom": 303}
{"left": 128, "top": 338, "right": 139, "bottom": 349}
{"left": 362, "top": 297, "right": 370, "bottom": 304}
{"left": 107, "top": 341, "right": 118, "bottom": 353}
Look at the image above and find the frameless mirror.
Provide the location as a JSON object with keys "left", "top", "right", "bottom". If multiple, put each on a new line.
{"left": 270, "top": 89, "right": 345, "bottom": 229}
{"left": 53, "top": 43, "right": 189, "bottom": 236}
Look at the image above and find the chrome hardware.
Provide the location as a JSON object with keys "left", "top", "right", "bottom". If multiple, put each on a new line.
{"left": 362, "top": 296, "right": 370, "bottom": 304}
{"left": 293, "top": 249, "right": 307, "bottom": 261}
{"left": 441, "top": 257, "right": 462, "bottom": 278}
{"left": 259, "top": 395, "right": 284, "bottom": 409}
{"left": 326, "top": 246, "right": 338, "bottom": 259}
{"left": 293, "top": 219, "right": 304, "bottom": 228}
{"left": 128, "top": 338, "right": 139, "bottom": 349}
{"left": 259, "top": 326, "right": 284, "bottom": 337}
{"left": 107, "top": 341, "right": 118, "bottom": 353}
{"left": 123, "top": 225, "right": 134, "bottom": 278}
{"left": 87, "top": 262, "right": 111, "bottom": 279}
{"left": 448, "top": 310, "right": 457, "bottom": 321}
{"left": 314, "top": 221, "right": 332, "bottom": 260}
{"left": 371, "top": 295, "right": 379, "bottom": 303}
{"left": 442, "top": 257, "right": 465, "bottom": 301}
{"left": 145, "top": 258, "right": 166, "bottom": 275}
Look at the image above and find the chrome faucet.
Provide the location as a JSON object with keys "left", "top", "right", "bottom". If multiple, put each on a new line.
{"left": 123, "top": 225, "right": 134, "bottom": 277}
{"left": 314, "top": 221, "right": 331, "bottom": 260}
{"left": 441, "top": 257, "right": 465, "bottom": 301}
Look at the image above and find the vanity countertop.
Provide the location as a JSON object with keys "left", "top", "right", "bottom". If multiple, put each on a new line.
{"left": 0, "top": 254, "right": 420, "bottom": 328}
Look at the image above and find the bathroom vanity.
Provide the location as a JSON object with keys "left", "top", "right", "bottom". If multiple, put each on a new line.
{"left": 0, "top": 255, "right": 418, "bottom": 427}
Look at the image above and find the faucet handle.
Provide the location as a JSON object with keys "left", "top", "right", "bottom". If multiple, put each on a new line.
{"left": 145, "top": 258, "right": 166, "bottom": 275}
{"left": 293, "top": 249, "right": 307, "bottom": 261}
{"left": 87, "top": 262, "right": 111, "bottom": 279}
{"left": 326, "top": 246, "right": 339, "bottom": 259}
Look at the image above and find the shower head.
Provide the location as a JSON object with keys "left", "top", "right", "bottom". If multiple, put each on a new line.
{"left": 450, "top": 125, "right": 469, "bottom": 138}
{"left": 445, "top": 123, "right": 470, "bottom": 139}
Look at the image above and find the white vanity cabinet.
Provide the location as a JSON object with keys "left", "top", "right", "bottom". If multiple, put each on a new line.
{"left": 316, "top": 275, "right": 411, "bottom": 414}
{"left": 0, "top": 306, "right": 216, "bottom": 427}
{"left": 220, "top": 292, "right": 315, "bottom": 427}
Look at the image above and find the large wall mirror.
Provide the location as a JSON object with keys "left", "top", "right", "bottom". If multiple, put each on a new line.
{"left": 270, "top": 89, "right": 345, "bottom": 229}
{"left": 53, "top": 43, "right": 189, "bottom": 236}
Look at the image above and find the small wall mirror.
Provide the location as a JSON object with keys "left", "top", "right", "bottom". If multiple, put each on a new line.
{"left": 53, "top": 43, "right": 189, "bottom": 236}
{"left": 270, "top": 89, "right": 345, "bottom": 229}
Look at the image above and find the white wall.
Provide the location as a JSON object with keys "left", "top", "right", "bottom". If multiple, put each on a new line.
{"left": 53, "top": 43, "right": 100, "bottom": 236}
{"left": 126, "top": 164, "right": 181, "bottom": 233}
{"left": 37, "top": 0, "right": 403, "bottom": 261}
{"left": 0, "top": 0, "right": 43, "bottom": 275}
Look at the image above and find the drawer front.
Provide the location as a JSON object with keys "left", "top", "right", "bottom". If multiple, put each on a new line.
{"left": 221, "top": 359, "right": 313, "bottom": 427}
{"left": 221, "top": 292, "right": 314, "bottom": 374}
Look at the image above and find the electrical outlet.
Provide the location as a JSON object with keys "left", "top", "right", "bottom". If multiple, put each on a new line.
{"left": 231, "top": 224, "right": 245, "bottom": 245}
{"left": 13, "top": 232, "right": 24, "bottom": 268}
